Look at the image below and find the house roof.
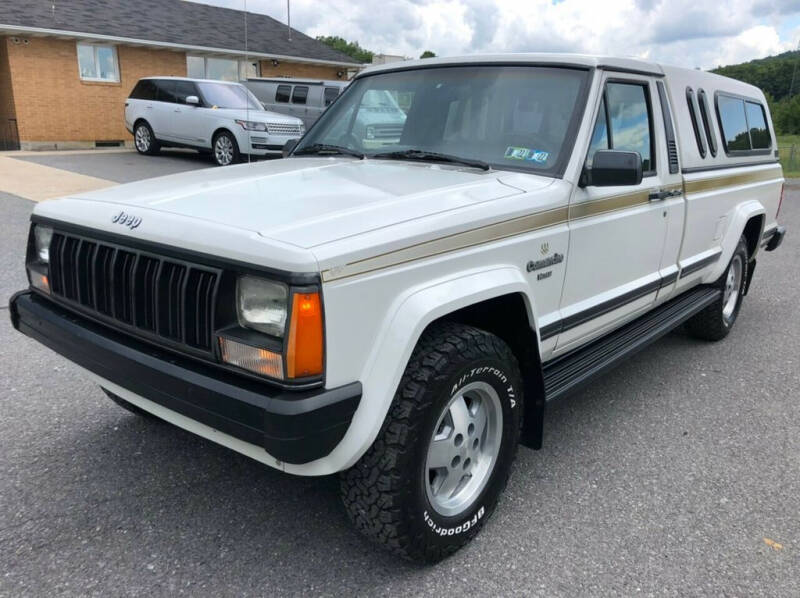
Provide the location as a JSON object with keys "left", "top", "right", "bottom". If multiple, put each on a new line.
{"left": 0, "top": 0, "right": 359, "bottom": 66}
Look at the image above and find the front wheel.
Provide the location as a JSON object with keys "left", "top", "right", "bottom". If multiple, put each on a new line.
{"left": 686, "top": 236, "right": 749, "bottom": 341}
{"left": 212, "top": 131, "right": 240, "bottom": 166}
{"left": 340, "top": 323, "right": 523, "bottom": 563}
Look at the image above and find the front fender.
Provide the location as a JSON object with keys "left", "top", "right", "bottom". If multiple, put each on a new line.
{"left": 305, "top": 265, "right": 535, "bottom": 474}
{"left": 705, "top": 199, "right": 765, "bottom": 282}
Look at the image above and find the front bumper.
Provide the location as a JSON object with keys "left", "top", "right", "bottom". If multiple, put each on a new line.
{"left": 9, "top": 291, "right": 361, "bottom": 466}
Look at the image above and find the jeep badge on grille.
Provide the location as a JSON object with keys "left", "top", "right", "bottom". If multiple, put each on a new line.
{"left": 111, "top": 210, "right": 142, "bottom": 230}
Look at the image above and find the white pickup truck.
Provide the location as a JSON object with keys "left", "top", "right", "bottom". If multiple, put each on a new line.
{"left": 10, "top": 54, "right": 785, "bottom": 562}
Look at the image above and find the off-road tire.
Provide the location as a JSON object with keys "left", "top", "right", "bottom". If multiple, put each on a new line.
{"left": 340, "top": 322, "right": 523, "bottom": 563}
{"left": 133, "top": 121, "right": 160, "bottom": 155}
{"left": 102, "top": 387, "right": 158, "bottom": 419}
{"left": 686, "top": 236, "right": 749, "bottom": 341}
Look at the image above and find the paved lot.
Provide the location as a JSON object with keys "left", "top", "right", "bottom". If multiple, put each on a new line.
{"left": 14, "top": 149, "right": 216, "bottom": 184}
{"left": 0, "top": 160, "right": 798, "bottom": 596}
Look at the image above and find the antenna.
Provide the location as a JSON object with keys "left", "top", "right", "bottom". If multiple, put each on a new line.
{"left": 245, "top": 0, "right": 250, "bottom": 163}
{"left": 287, "top": 0, "right": 292, "bottom": 41}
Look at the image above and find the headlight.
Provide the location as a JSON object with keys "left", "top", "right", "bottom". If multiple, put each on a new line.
{"left": 236, "top": 276, "right": 288, "bottom": 337}
{"left": 27, "top": 224, "right": 53, "bottom": 294}
{"left": 235, "top": 119, "right": 267, "bottom": 132}
{"left": 34, "top": 225, "right": 53, "bottom": 263}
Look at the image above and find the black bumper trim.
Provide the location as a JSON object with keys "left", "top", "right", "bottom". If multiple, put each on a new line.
{"left": 9, "top": 291, "right": 361, "bottom": 465}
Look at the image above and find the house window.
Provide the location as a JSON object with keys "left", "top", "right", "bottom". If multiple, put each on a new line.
{"left": 186, "top": 56, "right": 260, "bottom": 81}
{"left": 77, "top": 43, "right": 119, "bottom": 82}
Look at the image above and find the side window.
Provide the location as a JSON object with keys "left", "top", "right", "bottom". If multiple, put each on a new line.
{"left": 275, "top": 85, "right": 291, "bottom": 103}
{"left": 717, "top": 95, "right": 750, "bottom": 151}
{"left": 154, "top": 80, "right": 177, "bottom": 103}
{"left": 292, "top": 86, "right": 309, "bottom": 105}
{"left": 745, "top": 101, "right": 771, "bottom": 149}
{"left": 323, "top": 87, "right": 339, "bottom": 106}
{"left": 686, "top": 88, "right": 706, "bottom": 158}
{"left": 697, "top": 89, "right": 717, "bottom": 157}
{"left": 129, "top": 79, "right": 157, "bottom": 100}
{"left": 586, "top": 97, "right": 609, "bottom": 166}
{"left": 173, "top": 81, "right": 198, "bottom": 104}
{"left": 587, "top": 82, "right": 654, "bottom": 173}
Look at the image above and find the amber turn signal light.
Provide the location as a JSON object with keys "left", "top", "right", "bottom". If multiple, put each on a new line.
{"left": 286, "top": 292, "right": 323, "bottom": 378}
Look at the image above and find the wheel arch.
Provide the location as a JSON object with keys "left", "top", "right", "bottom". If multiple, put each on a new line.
{"left": 706, "top": 200, "right": 766, "bottom": 283}
{"left": 312, "top": 267, "right": 547, "bottom": 476}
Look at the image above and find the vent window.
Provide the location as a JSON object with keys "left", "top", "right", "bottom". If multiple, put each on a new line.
{"left": 686, "top": 87, "right": 707, "bottom": 158}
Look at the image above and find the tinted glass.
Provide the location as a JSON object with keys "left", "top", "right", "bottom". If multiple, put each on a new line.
{"left": 586, "top": 96, "right": 609, "bottom": 166}
{"left": 697, "top": 89, "right": 717, "bottom": 156}
{"left": 292, "top": 86, "right": 309, "bottom": 105}
{"left": 296, "top": 66, "right": 588, "bottom": 175}
{"left": 746, "top": 101, "right": 770, "bottom": 149}
{"left": 324, "top": 87, "right": 339, "bottom": 106}
{"left": 717, "top": 95, "right": 750, "bottom": 151}
{"left": 606, "top": 82, "right": 652, "bottom": 172}
{"left": 173, "top": 81, "right": 198, "bottom": 104}
{"left": 130, "top": 79, "right": 157, "bottom": 100}
{"left": 196, "top": 82, "right": 262, "bottom": 110}
{"left": 276, "top": 85, "right": 291, "bottom": 103}
{"left": 154, "top": 80, "right": 177, "bottom": 103}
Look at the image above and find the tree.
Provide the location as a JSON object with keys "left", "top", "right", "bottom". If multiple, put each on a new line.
{"left": 420, "top": 50, "right": 437, "bottom": 59}
{"left": 315, "top": 35, "right": 374, "bottom": 63}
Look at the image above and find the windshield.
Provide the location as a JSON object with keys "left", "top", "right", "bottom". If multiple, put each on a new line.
{"left": 295, "top": 66, "right": 589, "bottom": 174}
{"left": 196, "top": 82, "right": 263, "bottom": 110}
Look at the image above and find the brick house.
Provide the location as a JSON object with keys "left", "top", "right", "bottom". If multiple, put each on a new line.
{"left": 0, "top": 0, "right": 360, "bottom": 150}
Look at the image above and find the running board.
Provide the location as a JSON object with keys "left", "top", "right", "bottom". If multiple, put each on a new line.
{"left": 543, "top": 286, "right": 721, "bottom": 402}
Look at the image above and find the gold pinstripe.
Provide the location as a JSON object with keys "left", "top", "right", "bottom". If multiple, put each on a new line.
{"left": 321, "top": 165, "right": 781, "bottom": 282}
{"left": 683, "top": 166, "right": 781, "bottom": 194}
{"left": 322, "top": 206, "right": 569, "bottom": 281}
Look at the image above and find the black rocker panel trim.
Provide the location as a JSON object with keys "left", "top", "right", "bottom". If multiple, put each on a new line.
{"left": 542, "top": 286, "right": 721, "bottom": 401}
{"left": 9, "top": 291, "right": 361, "bottom": 465}
{"left": 679, "top": 250, "right": 721, "bottom": 279}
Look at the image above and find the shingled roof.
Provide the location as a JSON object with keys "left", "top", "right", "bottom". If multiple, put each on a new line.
{"left": 0, "top": 0, "right": 359, "bottom": 65}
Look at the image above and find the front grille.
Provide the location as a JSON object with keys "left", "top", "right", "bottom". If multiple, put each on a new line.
{"left": 373, "top": 124, "right": 403, "bottom": 139}
{"left": 266, "top": 122, "right": 303, "bottom": 136}
{"left": 48, "top": 231, "right": 220, "bottom": 354}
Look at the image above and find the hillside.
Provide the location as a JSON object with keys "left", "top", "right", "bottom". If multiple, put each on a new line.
{"left": 713, "top": 51, "right": 800, "bottom": 134}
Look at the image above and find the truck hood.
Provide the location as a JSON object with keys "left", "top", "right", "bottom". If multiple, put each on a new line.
{"left": 59, "top": 158, "right": 540, "bottom": 249}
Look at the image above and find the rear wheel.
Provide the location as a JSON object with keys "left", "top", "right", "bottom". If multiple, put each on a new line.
{"left": 133, "top": 121, "right": 160, "bottom": 155}
{"left": 686, "top": 236, "right": 749, "bottom": 341}
{"left": 212, "top": 131, "right": 240, "bottom": 166}
{"left": 340, "top": 322, "right": 523, "bottom": 563}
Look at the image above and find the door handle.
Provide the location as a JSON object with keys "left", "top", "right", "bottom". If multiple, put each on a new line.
{"left": 649, "top": 189, "right": 682, "bottom": 201}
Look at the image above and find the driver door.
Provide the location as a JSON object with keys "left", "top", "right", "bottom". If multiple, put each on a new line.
{"left": 556, "top": 74, "right": 671, "bottom": 353}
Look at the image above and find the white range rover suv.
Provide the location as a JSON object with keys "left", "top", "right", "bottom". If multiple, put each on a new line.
{"left": 12, "top": 54, "right": 785, "bottom": 562}
{"left": 124, "top": 77, "right": 305, "bottom": 166}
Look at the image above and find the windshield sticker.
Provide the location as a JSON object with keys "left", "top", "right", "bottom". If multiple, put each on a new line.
{"left": 504, "top": 147, "right": 549, "bottom": 164}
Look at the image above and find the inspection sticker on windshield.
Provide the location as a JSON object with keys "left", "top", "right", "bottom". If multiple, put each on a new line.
{"left": 504, "top": 146, "right": 549, "bottom": 164}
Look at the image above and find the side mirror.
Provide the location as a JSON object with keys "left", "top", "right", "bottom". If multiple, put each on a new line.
{"left": 581, "top": 150, "right": 643, "bottom": 187}
{"left": 282, "top": 139, "right": 299, "bottom": 158}
{"left": 185, "top": 95, "right": 200, "bottom": 106}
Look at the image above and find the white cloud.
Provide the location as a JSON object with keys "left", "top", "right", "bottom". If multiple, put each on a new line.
{"left": 189, "top": 0, "right": 799, "bottom": 69}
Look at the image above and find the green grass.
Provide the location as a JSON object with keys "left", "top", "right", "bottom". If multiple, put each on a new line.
{"left": 777, "top": 135, "right": 800, "bottom": 178}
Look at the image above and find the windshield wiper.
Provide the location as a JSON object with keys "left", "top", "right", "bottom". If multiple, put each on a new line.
{"left": 293, "top": 144, "right": 365, "bottom": 159}
{"left": 372, "top": 149, "right": 490, "bottom": 171}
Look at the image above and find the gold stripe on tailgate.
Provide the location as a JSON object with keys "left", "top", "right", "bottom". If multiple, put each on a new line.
{"left": 322, "top": 205, "right": 569, "bottom": 282}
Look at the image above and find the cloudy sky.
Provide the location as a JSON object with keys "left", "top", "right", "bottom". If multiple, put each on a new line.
{"left": 190, "top": 0, "right": 800, "bottom": 69}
